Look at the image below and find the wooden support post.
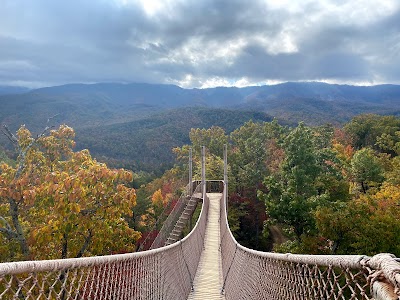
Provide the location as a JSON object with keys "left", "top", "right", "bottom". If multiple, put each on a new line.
{"left": 189, "top": 210, "right": 193, "bottom": 231}
{"left": 189, "top": 147, "right": 193, "bottom": 195}
{"left": 224, "top": 144, "right": 228, "bottom": 213}
{"left": 224, "top": 144, "right": 228, "bottom": 186}
{"left": 202, "top": 146, "right": 206, "bottom": 196}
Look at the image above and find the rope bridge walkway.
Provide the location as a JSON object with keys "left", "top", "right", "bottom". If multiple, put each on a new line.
{"left": 1, "top": 182, "right": 399, "bottom": 299}
{"left": 187, "top": 193, "right": 225, "bottom": 300}
{"left": 1, "top": 146, "right": 400, "bottom": 299}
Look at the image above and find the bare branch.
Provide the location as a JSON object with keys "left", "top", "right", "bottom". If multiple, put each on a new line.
{"left": 0, "top": 223, "right": 18, "bottom": 240}
{"left": 0, "top": 216, "right": 12, "bottom": 231}
{"left": 80, "top": 208, "right": 96, "bottom": 216}
{"left": 2, "top": 125, "right": 17, "bottom": 142}
{"left": 36, "top": 114, "right": 60, "bottom": 139}
{"left": 76, "top": 229, "right": 93, "bottom": 258}
{"left": 1, "top": 124, "right": 18, "bottom": 146}
{"left": 47, "top": 114, "right": 60, "bottom": 124}
{"left": 8, "top": 197, "right": 30, "bottom": 257}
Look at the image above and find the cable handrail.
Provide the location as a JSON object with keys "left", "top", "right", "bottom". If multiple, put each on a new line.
{"left": 0, "top": 183, "right": 209, "bottom": 299}
{"left": 0, "top": 168, "right": 399, "bottom": 299}
{"left": 150, "top": 182, "right": 202, "bottom": 250}
{"left": 219, "top": 181, "right": 400, "bottom": 300}
{"left": 137, "top": 181, "right": 199, "bottom": 251}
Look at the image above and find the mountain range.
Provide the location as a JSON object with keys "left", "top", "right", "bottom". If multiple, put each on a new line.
{"left": 1, "top": 81, "right": 399, "bottom": 172}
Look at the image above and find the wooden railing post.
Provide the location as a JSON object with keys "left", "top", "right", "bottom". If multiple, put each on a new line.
{"left": 189, "top": 147, "right": 193, "bottom": 195}
{"left": 223, "top": 144, "right": 228, "bottom": 212}
{"left": 201, "top": 146, "right": 206, "bottom": 196}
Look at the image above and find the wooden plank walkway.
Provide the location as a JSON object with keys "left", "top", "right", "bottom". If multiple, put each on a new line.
{"left": 187, "top": 193, "right": 225, "bottom": 300}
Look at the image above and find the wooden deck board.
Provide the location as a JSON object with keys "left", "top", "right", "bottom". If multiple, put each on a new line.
{"left": 187, "top": 193, "right": 225, "bottom": 300}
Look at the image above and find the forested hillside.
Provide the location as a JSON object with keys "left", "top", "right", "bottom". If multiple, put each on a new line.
{"left": 141, "top": 114, "right": 400, "bottom": 256}
{"left": 1, "top": 81, "right": 400, "bottom": 174}
{"left": 75, "top": 108, "right": 275, "bottom": 173}
{"left": 1, "top": 82, "right": 400, "bottom": 260}
{"left": 1, "top": 111, "right": 400, "bottom": 261}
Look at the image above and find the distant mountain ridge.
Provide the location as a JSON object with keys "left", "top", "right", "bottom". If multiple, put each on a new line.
{"left": 243, "top": 82, "right": 400, "bottom": 103}
{"left": 29, "top": 81, "right": 400, "bottom": 104}
{"left": 1, "top": 80, "right": 400, "bottom": 134}
{"left": 1, "top": 81, "right": 398, "bottom": 127}
{"left": 0, "top": 82, "right": 400, "bottom": 135}
{"left": 1, "top": 81, "right": 400, "bottom": 172}
{"left": 0, "top": 85, "right": 30, "bottom": 95}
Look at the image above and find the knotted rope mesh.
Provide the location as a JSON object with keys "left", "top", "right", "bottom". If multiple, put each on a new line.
{"left": 1, "top": 180, "right": 400, "bottom": 300}
{"left": 0, "top": 187, "right": 208, "bottom": 300}
{"left": 149, "top": 183, "right": 202, "bottom": 250}
{"left": 219, "top": 184, "right": 400, "bottom": 300}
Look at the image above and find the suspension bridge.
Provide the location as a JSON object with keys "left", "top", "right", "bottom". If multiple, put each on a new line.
{"left": 1, "top": 146, "right": 400, "bottom": 299}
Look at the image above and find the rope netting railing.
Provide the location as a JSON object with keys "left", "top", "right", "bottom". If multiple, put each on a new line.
{"left": 219, "top": 182, "right": 400, "bottom": 300}
{"left": 137, "top": 181, "right": 197, "bottom": 251}
{"left": 137, "top": 182, "right": 194, "bottom": 252}
{"left": 149, "top": 182, "right": 202, "bottom": 250}
{"left": 0, "top": 187, "right": 209, "bottom": 300}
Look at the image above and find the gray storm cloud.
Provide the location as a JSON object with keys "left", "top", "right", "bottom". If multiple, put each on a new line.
{"left": 0, "top": 0, "right": 399, "bottom": 88}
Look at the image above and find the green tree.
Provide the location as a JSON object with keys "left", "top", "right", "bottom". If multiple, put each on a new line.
{"left": 189, "top": 126, "right": 228, "bottom": 158}
{"left": 316, "top": 184, "right": 400, "bottom": 256}
{"left": 227, "top": 121, "right": 285, "bottom": 250}
{"left": 385, "top": 156, "right": 400, "bottom": 185}
{"left": 259, "top": 122, "right": 347, "bottom": 241}
{"left": 344, "top": 114, "right": 400, "bottom": 153}
{"left": 173, "top": 126, "right": 228, "bottom": 181}
{"left": 260, "top": 123, "right": 323, "bottom": 239}
{"left": 230, "top": 121, "right": 281, "bottom": 195}
{"left": 350, "top": 148, "right": 384, "bottom": 193}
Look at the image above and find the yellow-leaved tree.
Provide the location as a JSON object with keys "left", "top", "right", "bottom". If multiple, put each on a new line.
{"left": 0, "top": 124, "right": 140, "bottom": 261}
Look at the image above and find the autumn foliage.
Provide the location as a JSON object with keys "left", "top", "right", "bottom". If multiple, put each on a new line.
{"left": 169, "top": 115, "right": 400, "bottom": 256}
{"left": 0, "top": 125, "right": 140, "bottom": 262}
{"left": 3, "top": 112, "right": 398, "bottom": 261}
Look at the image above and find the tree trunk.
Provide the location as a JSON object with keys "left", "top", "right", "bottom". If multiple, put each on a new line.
{"left": 9, "top": 197, "right": 30, "bottom": 258}
{"left": 62, "top": 233, "right": 68, "bottom": 259}
{"left": 76, "top": 230, "right": 92, "bottom": 258}
{"left": 361, "top": 181, "right": 367, "bottom": 193}
{"left": 294, "top": 224, "right": 304, "bottom": 241}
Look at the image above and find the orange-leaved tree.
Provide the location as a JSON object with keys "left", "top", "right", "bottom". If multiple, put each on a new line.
{"left": 0, "top": 124, "right": 140, "bottom": 261}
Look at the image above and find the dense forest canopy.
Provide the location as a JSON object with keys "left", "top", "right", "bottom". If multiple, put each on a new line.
{"left": 148, "top": 113, "right": 400, "bottom": 256}
{"left": 1, "top": 113, "right": 399, "bottom": 262}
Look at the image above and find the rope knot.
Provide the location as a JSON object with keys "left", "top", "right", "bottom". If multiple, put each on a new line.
{"left": 367, "top": 253, "right": 400, "bottom": 298}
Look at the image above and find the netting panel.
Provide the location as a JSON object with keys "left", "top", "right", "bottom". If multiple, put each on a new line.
{"left": 150, "top": 183, "right": 203, "bottom": 250}
{"left": 0, "top": 189, "right": 208, "bottom": 300}
{"left": 2, "top": 180, "right": 399, "bottom": 300}
{"left": 219, "top": 184, "right": 400, "bottom": 300}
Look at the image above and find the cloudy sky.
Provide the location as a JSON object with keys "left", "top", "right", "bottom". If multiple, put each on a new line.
{"left": 0, "top": 0, "right": 399, "bottom": 88}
